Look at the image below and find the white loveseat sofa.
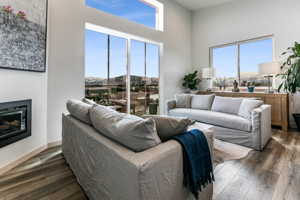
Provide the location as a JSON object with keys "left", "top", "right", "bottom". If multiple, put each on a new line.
{"left": 167, "top": 94, "right": 272, "bottom": 150}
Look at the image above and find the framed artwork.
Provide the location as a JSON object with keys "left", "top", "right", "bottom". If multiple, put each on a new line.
{"left": 0, "top": 0, "right": 48, "bottom": 72}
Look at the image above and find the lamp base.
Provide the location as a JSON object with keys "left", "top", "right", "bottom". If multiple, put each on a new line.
{"left": 264, "top": 75, "right": 274, "bottom": 94}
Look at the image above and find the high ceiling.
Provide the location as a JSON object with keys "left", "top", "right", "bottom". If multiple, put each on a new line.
{"left": 174, "top": 0, "right": 238, "bottom": 10}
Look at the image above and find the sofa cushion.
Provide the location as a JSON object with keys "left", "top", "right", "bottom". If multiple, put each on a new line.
{"left": 169, "top": 108, "right": 251, "bottom": 132}
{"left": 191, "top": 94, "right": 215, "bottom": 110}
{"left": 211, "top": 96, "right": 243, "bottom": 115}
{"left": 238, "top": 99, "right": 264, "bottom": 120}
{"left": 189, "top": 109, "right": 252, "bottom": 132}
{"left": 66, "top": 99, "right": 92, "bottom": 125}
{"left": 143, "top": 115, "right": 194, "bottom": 141}
{"left": 168, "top": 108, "right": 192, "bottom": 118}
{"left": 89, "top": 105, "right": 161, "bottom": 152}
{"left": 175, "top": 94, "right": 192, "bottom": 108}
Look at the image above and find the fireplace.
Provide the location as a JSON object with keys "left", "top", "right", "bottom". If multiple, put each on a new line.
{"left": 0, "top": 100, "right": 31, "bottom": 148}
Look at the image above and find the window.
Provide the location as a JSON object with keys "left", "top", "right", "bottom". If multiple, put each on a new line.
{"left": 85, "top": 0, "right": 163, "bottom": 30}
{"left": 85, "top": 28, "right": 160, "bottom": 116}
{"left": 211, "top": 37, "right": 273, "bottom": 90}
{"left": 130, "top": 40, "right": 160, "bottom": 115}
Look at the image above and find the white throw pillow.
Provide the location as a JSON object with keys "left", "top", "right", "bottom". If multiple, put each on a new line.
{"left": 89, "top": 105, "right": 161, "bottom": 152}
{"left": 191, "top": 94, "right": 215, "bottom": 110}
{"left": 238, "top": 99, "right": 264, "bottom": 120}
{"left": 175, "top": 94, "right": 192, "bottom": 108}
{"left": 211, "top": 96, "right": 243, "bottom": 115}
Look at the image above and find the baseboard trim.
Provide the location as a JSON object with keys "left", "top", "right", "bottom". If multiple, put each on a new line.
{"left": 0, "top": 140, "right": 62, "bottom": 176}
{"left": 47, "top": 140, "right": 62, "bottom": 148}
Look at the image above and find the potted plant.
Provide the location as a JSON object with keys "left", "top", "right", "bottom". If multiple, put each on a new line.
{"left": 247, "top": 81, "right": 255, "bottom": 93}
{"left": 182, "top": 70, "right": 201, "bottom": 93}
{"left": 277, "top": 42, "right": 300, "bottom": 131}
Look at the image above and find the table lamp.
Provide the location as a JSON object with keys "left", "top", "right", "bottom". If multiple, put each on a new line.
{"left": 258, "top": 62, "right": 281, "bottom": 93}
{"left": 201, "top": 68, "right": 216, "bottom": 91}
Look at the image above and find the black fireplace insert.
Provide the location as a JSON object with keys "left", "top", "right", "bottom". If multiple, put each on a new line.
{"left": 0, "top": 100, "right": 31, "bottom": 148}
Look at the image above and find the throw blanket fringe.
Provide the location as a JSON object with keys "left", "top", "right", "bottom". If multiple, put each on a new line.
{"left": 173, "top": 129, "right": 214, "bottom": 200}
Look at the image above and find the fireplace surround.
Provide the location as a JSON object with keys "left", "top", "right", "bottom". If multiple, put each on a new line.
{"left": 0, "top": 100, "right": 32, "bottom": 148}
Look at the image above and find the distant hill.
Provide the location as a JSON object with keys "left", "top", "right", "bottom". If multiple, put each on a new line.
{"left": 85, "top": 75, "right": 158, "bottom": 86}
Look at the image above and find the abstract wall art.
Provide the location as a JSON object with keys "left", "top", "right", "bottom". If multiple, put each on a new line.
{"left": 0, "top": 0, "right": 47, "bottom": 72}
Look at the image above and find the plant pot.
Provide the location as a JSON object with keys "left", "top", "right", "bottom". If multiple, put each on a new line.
{"left": 247, "top": 86, "right": 255, "bottom": 93}
{"left": 289, "top": 93, "right": 300, "bottom": 129}
{"left": 149, "top": 103, "right": 158, "bottom": 115}
{"left": 190, "top": 90, "right": 199, "bottom": 94}
{"left": 293, "top": 114, "right": 300, "bottom": 131}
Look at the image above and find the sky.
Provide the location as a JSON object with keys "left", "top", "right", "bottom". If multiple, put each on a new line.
{"left": 85, "top": 0, "right": 272, "bottom": 82}
{"left": 213, "top": 39, "right": 273, "bottom": 79}
{"left": 85, "top": 0, "right": 159, "bottom": 79}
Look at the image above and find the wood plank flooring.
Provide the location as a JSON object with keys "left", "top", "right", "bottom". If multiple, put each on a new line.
{"left": 0, "top": 129, "right": 299, "bottom": 200}
{"left": 213, "top": 129, "right": 300, "bottom": 200}
{"left": 0, "top": 146, "right": 87, "bottom": 200}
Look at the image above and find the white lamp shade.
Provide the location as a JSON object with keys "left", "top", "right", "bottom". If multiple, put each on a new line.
{"left": 258, "top": 62, "right": 281, "bottom": 76}
{"left": 201, "top": 68, "right": 215, "bottom": 79}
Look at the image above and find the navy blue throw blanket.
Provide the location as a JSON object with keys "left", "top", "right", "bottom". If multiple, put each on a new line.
{"left": 173, "top": 129, "right": 214, "bottom": 200}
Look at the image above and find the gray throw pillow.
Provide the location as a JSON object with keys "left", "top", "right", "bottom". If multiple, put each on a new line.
{"left": 211, "top": 96, "right": 243, "bottom": 115}
{"left": 90, "top": 105, "right": 161, "bottom": 152}
{"left": 66, "top": 99, "right": 92, "bottom": 124}
{"left": 82, "top": 98, "right": 96, "bottom": 105}
{"left": 175, "top": 94, "right": 192, "bottom": 108}
{"left": 82, "top": 98, "right": 117, "bottom": 110}
{"left": 143, "top": 115, "right": 194, "bottom": 141}
{"left": 238, "top": 99, "right": 264, "bottom": 120}
{"left": 191, "top": 94, "right": 215, "bottom": 110}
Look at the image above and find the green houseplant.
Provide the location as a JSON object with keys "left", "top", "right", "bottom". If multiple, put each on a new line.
{"left": 182, "top": 71, "right": 201, "bottom": 92}
{"left": 278, "top": 42, "right": 300, "bottom": 130}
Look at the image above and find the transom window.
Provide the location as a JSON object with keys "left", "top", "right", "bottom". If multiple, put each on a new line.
{"left": 85, "top": 0, "right": 164, "bottom": 31}
{"left": 210, "top": 37, "right": 273, "bottom": 91}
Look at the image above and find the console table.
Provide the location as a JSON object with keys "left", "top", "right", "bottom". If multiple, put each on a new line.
{"left": 198, "top": 91, "right": 289, "bottom": 131}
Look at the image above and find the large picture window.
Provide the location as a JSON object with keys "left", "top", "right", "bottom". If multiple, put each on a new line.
{"left": 85, "top": 28, "right": 160, "bottom": 116}
{"left": 211, "top": 37, "right": 273, "bottom": 90}
{"left": 85, "top": 0, "right": 163, "bottom": 30}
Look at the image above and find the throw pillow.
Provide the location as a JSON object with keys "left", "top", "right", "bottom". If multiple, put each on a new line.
{"left": 82, "top": 98, "right": 117, "bottom": 110}
{"left": 82, "top": 98, "right": 96, "bottom": 105}
{"left": 143, "top": 115, "right": 195, "bottom": 141}
{"left": 211, "top": 96, "right": 243, "bottom": 115}
{"left": 66, "top": 99, "right": 92, "bottom": 124}
{"left": 191, "top": 94, "right": 215, "bottom": 110}
{"left": 175, "top": 94, "right": 192, "bottom": 108}
{"left": 89, "top": 105, "right": 161, "bottom": 152}
{"left": 238, "top": 99, "right": 264, "bottom": 120}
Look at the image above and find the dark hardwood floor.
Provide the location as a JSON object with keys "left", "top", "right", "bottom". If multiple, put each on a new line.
{"left": 0, "top": 129, "right": 299, "bottom": 200}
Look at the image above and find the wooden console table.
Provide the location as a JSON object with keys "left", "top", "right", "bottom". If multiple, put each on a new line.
{"left": 198, "top": 91, "right": 289, "bottom": 131}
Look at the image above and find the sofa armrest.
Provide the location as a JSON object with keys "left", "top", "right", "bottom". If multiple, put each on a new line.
{"left": 251, "top": 104, "right": 272, "bottom": 150}
{"left": 166, "top": 99, "right": 176, "bottom": 113}
{"left": 133, "top": 129, "right": 214, "bottom": 200}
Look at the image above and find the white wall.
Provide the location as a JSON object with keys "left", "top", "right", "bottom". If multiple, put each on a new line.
{"left": 47, "top": 0, "right": 192, "bottom": 142}
{"left": 192, "top": 0, "right": 300, "bottom": 127}
{"left": 192, "top": 0, "right": 300, "bottom": 86}
{"left": 0, "top": 70, "right": 48, "bottom": 168}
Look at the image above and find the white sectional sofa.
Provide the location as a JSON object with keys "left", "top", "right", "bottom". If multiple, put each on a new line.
{"left": 167, "top": 94, "right": 272, "bottom": 150}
